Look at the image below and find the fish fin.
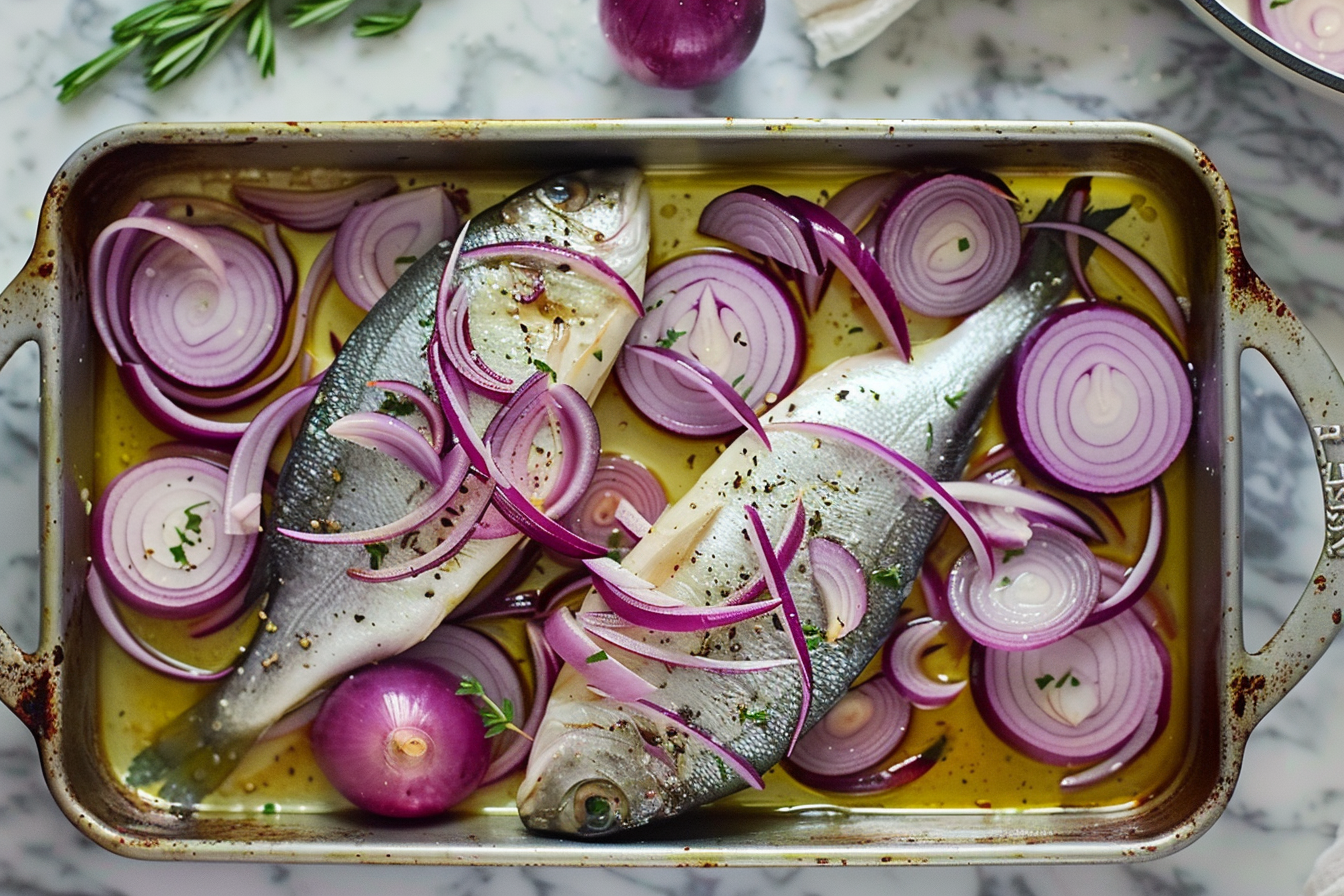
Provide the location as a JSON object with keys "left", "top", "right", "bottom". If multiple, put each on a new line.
{"left": 126, "top": 705, "right": 255, "bottom": 806}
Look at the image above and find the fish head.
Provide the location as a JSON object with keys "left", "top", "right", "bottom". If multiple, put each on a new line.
{"left": 496, "top": 168, "right": 650, "bottom": 290}
{"left": 516, "top": 697, "right": 678, "bottom": 838}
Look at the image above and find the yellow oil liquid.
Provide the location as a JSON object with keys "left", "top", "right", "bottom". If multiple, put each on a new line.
{"left": 95, "top": 165, "right": 1191, "bottom": 819}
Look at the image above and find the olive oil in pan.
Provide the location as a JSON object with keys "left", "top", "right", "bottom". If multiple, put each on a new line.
{"left": 95, "top": 167, "right": 1191, "bottom": 817}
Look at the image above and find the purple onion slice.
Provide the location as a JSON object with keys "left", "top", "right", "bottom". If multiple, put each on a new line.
{"left": 333, "top": 186, "right": 460, "bottom": 311}
{"left": 233, "top": 177, "right": 399, "bottom": 232}
{"left": 1002, "top": 303, "right": 1193, "bottom": 495}
{"left": 883, "top": 618, "right": 966, "bottom": 709}
{"left": 1252, "top": 0, "right": 1344, "bottom": 74}
{"left": 698, "top": 185, "right": 823, "bottom": 275}
{"left": 786, "top": 676, "right": 911, "bottom": 778}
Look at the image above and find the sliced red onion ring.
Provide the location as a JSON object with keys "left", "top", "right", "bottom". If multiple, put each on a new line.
{"left": 561, "top": 454, "right": 667, "bottom": 559}
{"left": 785, "top": 732, "right": 945, "bottom": 794}
{"left": 617, "top": 251, "right": 802, "bottom": 437}
{"left": 585, "top": 556, "right": 782, "bottom": 632}
{"left": 222, "top": 381, "right": 321, "bottom": 535}
{"left": 438, "top": 281, "right": 515, "bottom": 397}
{"left": 794, "top": 198, "right": 912, "bottom": 360}
{"left": 723, "top": 494, "right": 807, "bottom": 607}
{"left": 940, "top": 479, "right": 1101, "bottom": 543}
{"left": 797, "top": 173, "right": 905, "bottom": 313}
{"left": 621, "top": 345, "right": 770, "bottom": 447}
{"left": 1025, "top": 221, "right": 1188, "bottom": 345}
{"left": 785, "top": 676, "right": 911, "bottom": 777}
{"left": 277, "top": 447, "right": 471, "bottom": 546}
{"left": 1252, "top": 0, "right": 1344, "bottom": 77}
{"left": 767, "top": 421, "right": 994, "bottom": 576}
{"left": 545, "top": 607, "right": 658, "bottom": 702}
{"left": 344, "top": 475, "right": 494, "bottom": 583}
{"left": 402, "top": 623, "right": 536, "bottom": 785}
{"left": 634, "top": 699, "right": 764, "bottom": 790}
{"left": 744, "top": 504, "right": 811, "bottom": 754}
{"left": 368, "top": 379, "right": 448, "bottom": 454}
{"left": 578, "top": 614, "right": 796, "bottom": 674}
{"left": 233, "top": 177, "right": 399, "bottom": 232}
{"left": 327, "top": 411, "right": 445, "bottom": 486}
{"left": 874, "top": 173, "right": 1022, "bottom": 318}
{"left": 92, "top": 455, "right": 257, "bottom": 620}
{"left": 119, "top": 364, "right": 251, "bottom": 447}
{"left": 1003, "top": 303, "right": 1193, "bottom": 495}
{"left": 808, "top": 538, "right": 867, "bottom": 642}
{"left": 333, "top": 186, "right": 460, "bottom": 311}
{"left": 698, "top": 186, "right": 823, "bottom": 275}
{"left": 883, "top": 618, "right": 966, "bottom": 709}
{"left": 85, "top": 567, "right": 233, "bottom": 682}
{"left": 970, "top": 609, "right": 1167, "bottom": 766}
{"left": 1083, "top": 485, "right": 1165, "bottom": 626}
{"left": 128, "top": 225, "right": 284, "bottom": 390}
{"left": 946, "top": 522, "right": 1100, "bottom": 651}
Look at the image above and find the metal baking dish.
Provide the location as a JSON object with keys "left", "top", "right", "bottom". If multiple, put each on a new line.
{"left": 1, "top": 118, "right": 1341, "bottom": 866}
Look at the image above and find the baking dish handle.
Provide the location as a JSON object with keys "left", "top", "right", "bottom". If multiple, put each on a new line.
{"left": 1224, "top": 262, "right": 1344, "bottom": 735}
{"left": 0, "top": 257, "right": 59, "bottom": 728}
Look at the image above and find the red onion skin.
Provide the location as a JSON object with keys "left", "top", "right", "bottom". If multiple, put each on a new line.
{"left": 311, "top": 660, "right": 489, "bottom": 818}
{"left": 599, "top": 0, "right": 765, "bottom": 89}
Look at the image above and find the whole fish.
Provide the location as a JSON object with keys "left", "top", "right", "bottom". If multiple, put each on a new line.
{"left": 517, "top": 188, "right": 1112, "bottom": 838}
{"left": 127, "top": 169, "right": 651, "bottom": 806}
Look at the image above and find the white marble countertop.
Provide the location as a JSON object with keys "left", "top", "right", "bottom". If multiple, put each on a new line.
{"left": 2, "top": 0, "right": 1344, "bottom": 892}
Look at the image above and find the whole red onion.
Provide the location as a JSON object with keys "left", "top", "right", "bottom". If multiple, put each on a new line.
{"left": 599, "top": 0, "right": 766, "bottom": 89}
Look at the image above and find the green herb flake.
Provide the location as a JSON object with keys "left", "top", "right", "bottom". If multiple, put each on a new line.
{"left": 592, "top": 349, "right": 603, "bottom": 362}
{"left": 365, "top": 542, "right": 390, "bottom": 570}
{"left": 262, "top": 802, "right": 277, "bottom": 815}
{"left": 182, "top": 500, "right": 209, "bottom": 535}
{"left": 925, "top": 422, "right": 934, "bottom": 451}
{"left": 378, "top": 391, "right": 417, "bottom": 417}
{"left": 873, "top": 564, "right": 903, "bottom": 588}
{"left": 1270, "top": 0, "right": 1294, "bottom": 6}
{"left": 848, "top": 326, "right": 864, "bottom": 335}
{"left": 957, "top": 237, "right": 971, "bottom": 252}
{"left": 457, "top": 676, "right": 531, "bottom": 741}
{"left": 393, "top": 255, "right": 418, "bottom": 265}
{"left": 656, "top": 328, "right": 686, "bottom": 348}
{"left": 801, "top": 622, "right": 825, "bottom": 651}
{"left": 1003, "top": 548, "right": 1026, "bottom": 562}
{"left": 586, "top": 650, "right": 609, "bottom": 664}
{"left": 533, "top": 359, "right": 558, "bottom": 382}
{"left": 739, "top": 706, "right": 769, "bottom": 725}
{"left": 1034, "top": 674, "right": 1055, "bottom": 690}
{"left": 943, "top": 389, "right": 968, "bottom": 409}
{"left": 998, "top": 576, "right": 1012, "bottom": 588}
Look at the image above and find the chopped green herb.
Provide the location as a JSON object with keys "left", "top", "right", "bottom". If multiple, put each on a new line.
{"left": 586, "top": 650, "right": 609, "bottom": 664}
{"left": 731, "top": 373, "right": 746, "bottom": 389}
{"left": 801, "top": 622, "right": 825, "bottom": 651}
{"left": 592, "top": 349, "right": 603, "bottom": 362}
{"left": 944, "top": 389, "right": 967, "bottom": 409}
{"left": 1034, "top": 674, "right": 1055, "bottom": 690}
{"left": 1055, "top": 670, "right": 1077, "bottom": 689}
{"left": 262, "top": 802, "right": 277, "bottom": 815}
{"left": 378, "top": 391, "right": 417, "bottom": 417}
{"left": 1270, "top": 0, "right": 1293, "bottom": 6}
{"left": 957, "top": 237, "right": 971, "bottom": 252}
{"left": 656, "top": 328, "right": 686, "bottom": 348}
{"left": 848, "top": 326, "right": 864, "bottom": 335}
{"left": 182, "top": 500, "right": 209, "bottom": 535}
{"left": 1003, "top": 548, "right": 1026, "bottom": 562}
{"left": 393, "top": 254, "right": 418, "bottom": 265}
{"left": 457, "top": 676, "right": 531, "bottom": 740}
{"left": 998, "top": 576, "right": 1012, "bottom": 587}
{"left": 169, "top": 542, "right": 189, "bottom": 568}
{"left": 365, "top": 542, "right": 390, "bottom": 570}
{"left": 739, "top": 706, "right": 769, "bottom": 725}
{"left": 606, "top": 548, "right": 623, "bottom": 562}
{"left": 926, "top": 422, "right": 934, "bottom": 451}
{"left": 532, "top": 359, "right": 558, "bottom": 382}
{"left": 873, "top": 564, "right": 903, "bottom": 588}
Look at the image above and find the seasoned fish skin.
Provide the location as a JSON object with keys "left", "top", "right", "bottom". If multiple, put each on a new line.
{"left": 126, "top": 170, "right": 650, "bottom": 806}
{"left": 518, "top": 220, "right": 1079, "bottom": 838}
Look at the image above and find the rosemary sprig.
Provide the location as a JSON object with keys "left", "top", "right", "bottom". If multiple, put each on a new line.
{"left": 56, "top": 0, "right": 421, "bottom": 103}
{"left": 457, "top": 676, "right": 533, "bottom": 741}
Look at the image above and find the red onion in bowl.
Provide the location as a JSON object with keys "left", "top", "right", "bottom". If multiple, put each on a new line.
{"left": 1002, "top": 303, "right": 1193, "bottom": 495}
{"left": 617, "top": 251, "right": 803, "bottom": 438}
{"left": 311, "top": 659, "right": 489, "bottom": 818}
{"left": 874, "top": 172, "right": 1022, "bottom": 318}
{"left": 1253, "top": 0, "right": 1344, "bottom": 74}
{"left": 599, "top": 0, "right": 765, "bottom": 90}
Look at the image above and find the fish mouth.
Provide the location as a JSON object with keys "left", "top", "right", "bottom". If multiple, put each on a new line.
{"left": 516, "top": 701, "right": 673, "bottom": 838}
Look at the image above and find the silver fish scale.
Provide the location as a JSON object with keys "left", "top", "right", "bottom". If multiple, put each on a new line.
{"left": 520, "top": 229, "right": 1076, "bottom": 832}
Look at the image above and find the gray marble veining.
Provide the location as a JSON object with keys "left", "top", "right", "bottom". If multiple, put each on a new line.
{"left": 1, "top": 0, "right": 1343, "bottom": 892}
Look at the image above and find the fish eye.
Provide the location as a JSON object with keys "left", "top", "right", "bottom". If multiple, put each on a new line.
{"left": 569, "top": 778, "right": 626, "bottom": 835}
{"left": 541, "top": 178, "right": 591, "bottom": 213}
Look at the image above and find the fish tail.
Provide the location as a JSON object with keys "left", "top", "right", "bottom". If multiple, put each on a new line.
{"left": 126, "top": 703, "right": 257, "bottom": 806}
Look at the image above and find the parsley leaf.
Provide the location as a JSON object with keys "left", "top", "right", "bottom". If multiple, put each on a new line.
{"left": 457, "top": 676, "right": 532, "bottom": 740}
{"left": 378, "top": 391, "right": 417, "bottom": 417}
{"left": 873, "top": 564, "right": 903, "bottom": 588}
{"left": 944, "top": 389, "right": 968, "bottom": 409}
{"left": 957, "top": 237, "right": 971, "bottom": 252}
{"left": 365, "top": 542, "right": 390, "bottom": 570}
{"left": 532, "top": 359, "right": 558, "bottom": 382}
{"left": 656, "top": 328, "right": 686, "bottom": 348}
